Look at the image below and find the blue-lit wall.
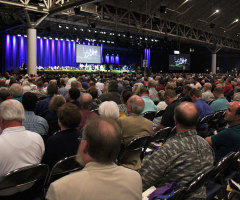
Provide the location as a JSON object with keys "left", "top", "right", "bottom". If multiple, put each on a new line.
{"left": 4, "top": 34, "right": 77, "bottom": 72}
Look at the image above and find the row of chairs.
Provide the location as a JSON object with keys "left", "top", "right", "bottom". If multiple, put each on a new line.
{"left": 118, "top": 126, "right": 174, "bottom": 164}
{"left": 164, "top": 151, "right": 240, "bottom": 200}
{"left": 0, "top": 155, "right": 82, "bottom": 200}
{"left": 143, "top": 110, "right": 165, "bottom": 121}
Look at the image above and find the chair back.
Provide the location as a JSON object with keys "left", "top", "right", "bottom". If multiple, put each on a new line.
{"left": 155, "top": 109, "right": 165, "bottom": 118}
{"left": 143, "top": 111, "right": 156, "bottom": 121}
{"left": 118, "top": 135, "right": 151, "bottom": 162}
{"left": 0, "top": 164, "right": 49, "bottom": 199}
{"left": 198, "top": 113, "right": 214, "bottom": 127}
{"left": 46, "top": 155, "right": 83, "bottom": 186}
{"left": 152, "top": 127, "right": 172, "bottom": 143}
{"left": 212, "top": 152, "right": 236, "bottom": 179}
{"left": 90, "top": 108, "right": 99, "bottom": 115}
{"left": 183, "top": 168, "right": 214, "bottom": 198}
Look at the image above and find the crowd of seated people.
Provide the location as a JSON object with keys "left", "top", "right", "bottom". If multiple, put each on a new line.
{"left": 0, "top": 71, "right": 240, "bottom": 199}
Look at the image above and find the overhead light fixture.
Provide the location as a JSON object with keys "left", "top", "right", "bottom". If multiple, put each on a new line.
{"left": 55, "top": 38, "right": 58, "bottom": 40}
{"left": 74, "top": 27, "right": 77, "bottom": 31}
{"left": 17, "top": 34, "right": 21, "bottom": 37}
{"left": 66, "top": 26, "right": 69, "bottom": 29}
{"left": 59, "top": 25, "right": 62, "bottom": 28}
{"left": 215, "top": 9, "right": 219, "bottom": 13}
{"left": 235, "top": 18, "right": 239, "bottom": 22}
{"left": 80, "top": 28, "right": 84, "bottom": 31}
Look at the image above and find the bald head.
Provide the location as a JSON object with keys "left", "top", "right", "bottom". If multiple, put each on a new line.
{"left": 127, "top": 95, "right": 144, "bottom": 114}
{"left": 174, "top": 102, "right": 199, "bottom": 129}
{"left": 80, "top": 93, "right": 93, "bottom": 109}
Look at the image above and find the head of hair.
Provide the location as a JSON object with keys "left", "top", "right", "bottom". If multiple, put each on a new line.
{"left": 36, "top": 79, "right": 43, "bottom": 88}
{"left": 0, "top": 87, "right": 10, "bottom": 102}
{"left": 57, "top": 103, "right": 81, "bottom": 129}
{"left": 83, "top": 116, "right": 121, "bottom": 164}
{"left": 190, "top": 88, "right": 202, "bottom": 98}
{"left": 80, "top": 93, "right": 93, "bottom": 109}
{"left": 49, "top": 95, "right": 66, "bottom": 113}
{"left": 213, "top": 87, "right": 224, "bottom": 95}
{"left": 108, "top": 80, "right": 118, "bottom": 92}
{"left": 127, "top": 95, "right": 144, "bottom": 114}
{"left": 233, "top": 93, "right": 240, "bottom": 101}
{"left": 158, "top": 90, "right": 165, "bottom": 101}
{"left": 99, "top": 101, "right": 119, "bottom": 120}
{"left": 174, "top": 102, "right": 199, "bottom": 129}
{"left": 69, "top": 88, "right": 80, "bottom": 100}
{"left": 139, "top": 87, "right": 149, "bottom": 95}
{"left": 121, "top": 90, "right": 133, "bottom": 104}
{"left": 132, "top": 83, "right": 144, "bottom": 95}
{"left": 22, "top": 92, "right": 38, "bottom": 111}
{"left": 22, "top": 85, "right": 31, "bottom": 94}
{"left": 9, "top": 83, "right": 23, "bottom": 97}
{"left": 164, "top": 89, "right": 177, "bottom": 98}
{"left": 148, "top": 79, "right": 157, "bottom": 87}
{"left": 71, "top": 80, "right": 80, "bottom": 89}
{"left": 0, "top": 99, "right": 25, "bottom": 122}
{"left": 87, "top": 87, "right": 98, "bottom": 99}
{"left": 47, "top": 83, "right": 58, "bottom": 96}
{"left": 204, "top": 82, "right": 212, "bottom": 90}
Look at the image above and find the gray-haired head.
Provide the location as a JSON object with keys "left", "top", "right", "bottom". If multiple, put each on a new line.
{"left": 0, "top": 99, "right": 25, "bottom": 122}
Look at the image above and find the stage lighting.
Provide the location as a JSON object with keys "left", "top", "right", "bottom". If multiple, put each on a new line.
{"left": 59, "top": 25, "right": 62, "bottom": 28}
{"left": 66, "top": 26, "right": 69, "bottom": 29}
{"left": 74, "top": 27, "right": 77, "bottom": 31}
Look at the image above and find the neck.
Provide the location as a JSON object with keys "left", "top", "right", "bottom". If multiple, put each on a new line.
{"left": 141, "top": 94, "right": 149, "bottom": 97}
{"left": 228, "top": 121, "right": 240, "bottom": 127}
{"left": 2, "top": 120, "right": 22, "bottom": 130}
{"left": 176, "top": 125, "right": 193, "bottom": 134}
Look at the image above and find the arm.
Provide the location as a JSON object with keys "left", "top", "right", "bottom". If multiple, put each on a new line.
{"left": 205, "top": 136, "right": 213, "bottom": 146}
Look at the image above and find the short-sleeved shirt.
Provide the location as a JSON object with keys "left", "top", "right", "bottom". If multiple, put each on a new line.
{"left": 161, "top": 100, "right": 181, "bottom": 127}
{"left": 210, "top": 97, "right": 229, "bottom": 112}
{"left": 211, "top": 124, "right": 240, "bottom": 163}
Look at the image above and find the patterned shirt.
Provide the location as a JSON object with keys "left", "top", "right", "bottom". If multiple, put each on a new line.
{"left": 23, "top": 111, "right": 49, "bottom": 135}
{"left": 139, "top": 129, "right": 214, "bottom": 199}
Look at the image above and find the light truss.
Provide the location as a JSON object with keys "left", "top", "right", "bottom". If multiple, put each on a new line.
{"left": 95, "top": 3, "right": 240, "bottom": 50}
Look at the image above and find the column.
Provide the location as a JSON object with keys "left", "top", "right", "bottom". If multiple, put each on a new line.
{"left": 211, "top": 53, "right": 216, "bottom": 74}
{"left": 27, "top": 28, "right": 37, "bottom": 74}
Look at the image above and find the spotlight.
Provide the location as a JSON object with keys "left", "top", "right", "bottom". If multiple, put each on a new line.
{"left": 66, "top": 26, "right": 69, "bottom": 29}
{"left": 215, "top": 9, "right": 219, "bottom": 13}
{"left": 160, "top": 5, "right": 166, "bottom": 14}
{"left": 74, "top": 27, "right": 77, "bottom": 31}
{"left": 59, "top": 25, "right": 62, "bottom": 28}
{"left": 235, "top": 19, "right": 239, "bottom": 22}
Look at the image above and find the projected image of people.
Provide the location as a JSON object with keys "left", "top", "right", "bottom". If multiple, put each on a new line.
{"left": 76, "top": 44, "right": 101, "bottom": 64}
{"left": 169, "top": 54, "right": 190, "bottom": 71}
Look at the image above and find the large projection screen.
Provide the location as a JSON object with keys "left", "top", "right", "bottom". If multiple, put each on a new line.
{"left": 76, "top": 44, "right": 101, "bottom": 63}
{"left": 169, "top": 54, "right": 190, "bottom": 71}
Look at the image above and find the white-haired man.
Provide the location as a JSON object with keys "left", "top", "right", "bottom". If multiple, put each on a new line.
{"left": 0, "top": 100, "right": 44, "bottom": 176}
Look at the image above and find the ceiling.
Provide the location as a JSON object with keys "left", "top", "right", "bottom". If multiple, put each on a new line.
{"left": 0, "top": 0, "right": 239, "bottom": 50}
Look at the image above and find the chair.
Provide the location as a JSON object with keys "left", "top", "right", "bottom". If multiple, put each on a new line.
{"left": 206, "top": 152, "right": 236, "bottom": 200}
{"left": 46, "top": 155, "right": 83, "bottom": 187}
{"left": 198, "top": 113, "right": 215, "bottom": 127}
{"left": 118, "top": 135, "right": 151, "bottom": 163}
{"left": 151, "top": 127, "right": 172, "bottom": 143}
{"left": 90, "top": 108, "right": 99, "bottom": 115}
{"left": 155, "top": 109, "right": 165, "bottom": 118}
{"left": 0, "top": 164, "right": 49, "bottom": 200}
{"left": 181, "top": 168, "right": 214, "bottom": 199}
{"left": 143, "top": 111, "right": 156, "bottom": 121}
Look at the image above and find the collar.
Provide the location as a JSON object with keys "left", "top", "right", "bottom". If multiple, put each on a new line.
{"left": 175, "top": 129, "right": 198, "bottom": 138}
{"left": 84, "top": 162, "right": 117, "bottom": 170}
{"left": 1, "top": 126, "right": 26, "bottom": 135}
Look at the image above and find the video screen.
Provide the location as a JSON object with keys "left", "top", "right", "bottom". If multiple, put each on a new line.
{"left": 169, "top": 54, "right": 190, "bottom": 70}
{"left": 76, "top": 44, "right": 101, "bottom": 63}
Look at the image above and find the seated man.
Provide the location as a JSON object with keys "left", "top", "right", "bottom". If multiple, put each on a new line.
{"left": 202, "top": 82, "right": 215, "bottom": 104}
{"left": 206, "top": 101, "right": 240, "bottom": 163}
{"left": 0, "top": 100, "right": 44, "bottom": 176}
{"left": 22, "top": 92, "right": 49, "bottom": 135}
{"left": 140, "top": 102, "right": 214, "bottom": 199}
{"left": 140, "top": 87, "right": 157, "bottom": 115}
{"left": 46, "top": 117, "right": 142, "bottom": 200}
{"left": 210, "top": 87, "right": 229, "bottom": 112}
{"left": 118, "top": 95, "right": 153, "bottom": 170}
{"left": 42, "top": 103, "right": 82, "bottom": 169}
{"left": 155, "top": 89, "right": 181, "bottom": 130}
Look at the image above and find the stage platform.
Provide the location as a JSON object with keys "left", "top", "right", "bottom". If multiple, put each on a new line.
{"left": 37, "top": 69, "right": 135, "bottom": 74}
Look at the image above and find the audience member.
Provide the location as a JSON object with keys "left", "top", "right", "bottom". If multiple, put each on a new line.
{"left": 140, "top": 87, "right": 157, "bottom": 114}
{"left": 155, "top": 89, "right": 181, "bottom": 130}
{"left": 202, "top": 82, "right": 215, "bottom": 104}
{"left": 35, "top": 83, "right": 58, "bottom": 118}
{"left": 148, "top": 79, "right": 159, "bottom": 103}
{"left": 22, "top": 92, "right": 49, "bottom": 135}
{"left": 68, "top": 87, "right": 81, "bottom": 108}
{"left": 42, "top": 103, "right": 82, "bottom": 169}
{"left": 46, "top": 117, "right": 142, "bottom": 200}
{"left": 98, "top": 80, "right": 121, "bottom": 104}
{"left": 210, "top": 87, "right": 229, "bottom": 112}
{"left": 119, "top": 90, "right": 133, "bottom": 117}
{"left": 0, "top": 100, "right": 44, "bottom": 176}
{"left": 206, "top": 101, "right": 240, "bottom": 163}
{"left": 118, "top": 95, "right": 153, "bottom": 170}
{"left": 9, "top": 83, "right": 23, "bottom": 102}
{"left": 0, "top": 87, "right": 9, "bottom": 103}
{"left": 78, "top": 93, "right": 97, "bottom": 130}
{"left": 45, "top": 95, "right": 66, "bottom": 135}
{"left": 99, "top": 101, "right": 119, "bottom": 120}
{"left": 140, "top": 102, "right": 214, "bottom": 199}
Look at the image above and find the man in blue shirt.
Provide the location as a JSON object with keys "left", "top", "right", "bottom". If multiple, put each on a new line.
{"left": 190, "top": 88, "right": 213, "bottom": 137}
{"left": 206, "top": 101, "right": 240, "bottom": 163}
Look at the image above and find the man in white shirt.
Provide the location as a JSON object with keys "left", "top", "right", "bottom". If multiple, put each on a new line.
{"left": 0, "top": 100, "right": 44, "bottom": 176}
{"left": 46, "top": 116, "right": 142, "bottom": 200}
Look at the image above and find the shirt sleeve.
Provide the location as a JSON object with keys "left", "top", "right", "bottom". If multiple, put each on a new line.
{"left": 139, "top": 147, "right": 167, "bottom": 191}
{"left": 211, "top": 129, "right": 228, "bottom": 147}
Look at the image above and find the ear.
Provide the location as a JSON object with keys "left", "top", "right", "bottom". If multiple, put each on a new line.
{"left": 82, "top": 140, "right": 88, "bottom": 154}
